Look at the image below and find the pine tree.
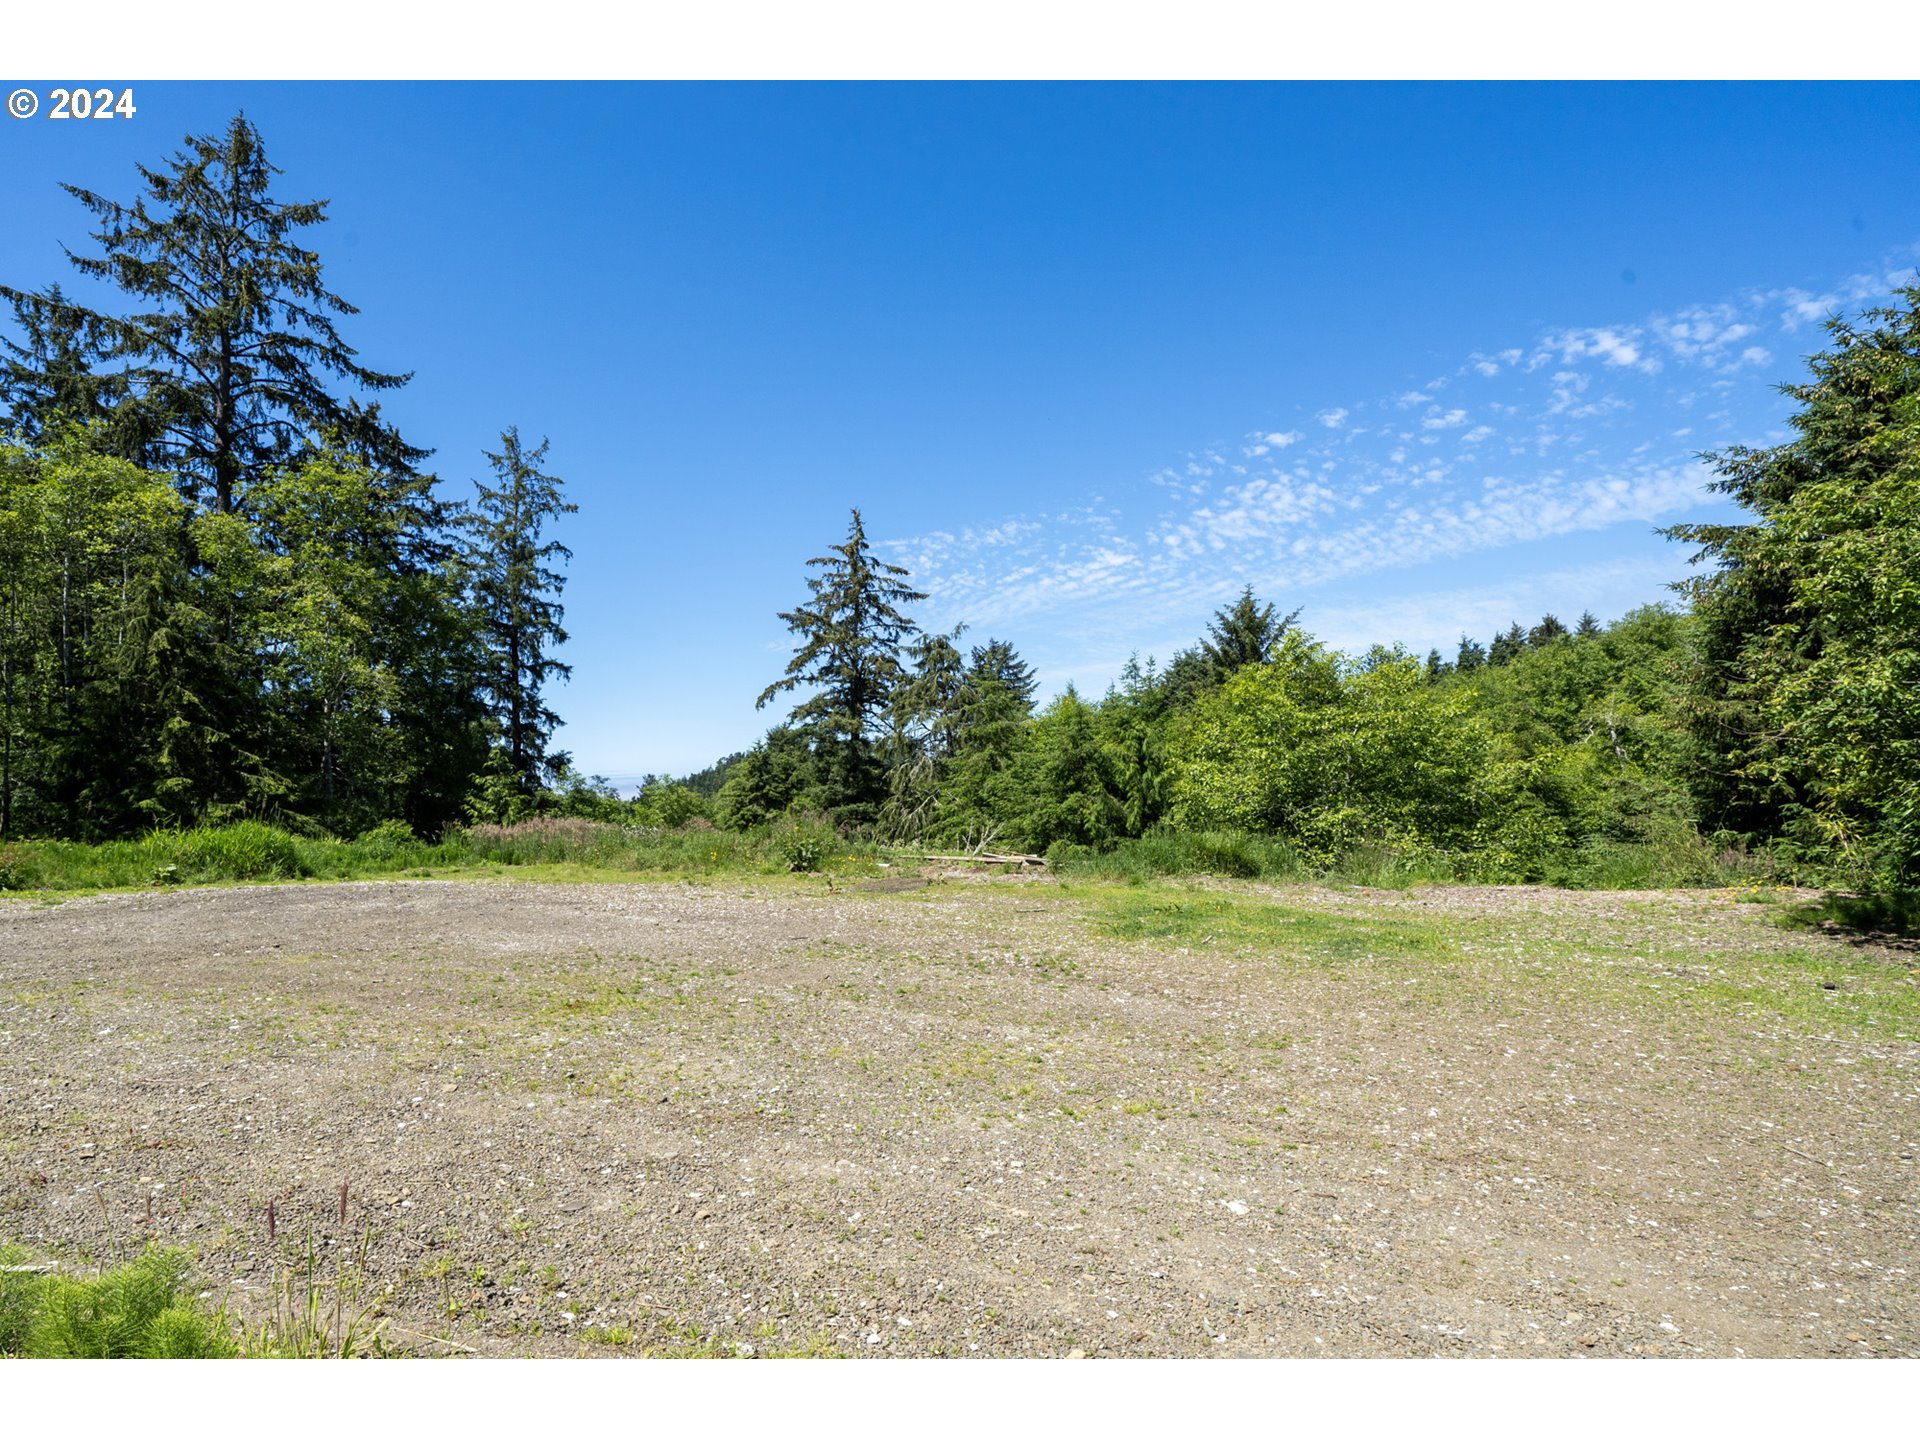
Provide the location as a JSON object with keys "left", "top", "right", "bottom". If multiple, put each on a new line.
{"left": 1201, "top": 586, "right": 1299, "bottom": 679}
{"left": 1488, "top": 623, "right": 1527, "bottom": 666}
{"left": 1527, "top": 614, "right": 1569, "bottom": 648}
{"left": 758, "top": 508, "right": 926, "bottom": 815}
{"left": 0, "top": 285, "right": 122, "bottom": 442}
{"left": 466, "top": 428, "right": 576, "bottom": 797}
{"left": 1575, "top": 610, "right": 1602, "bottom": 640}
{"left": 965, "top": 638, "right": 1038, "bottom": 709}
{"left": 882, "top": 626, "right": 969, "bottom": 839}
{"left": 0, "top": 113, "right": 419, "bottom": 514}
{"left": 1455, "top": 635, "right": 1487, "bottom": 673}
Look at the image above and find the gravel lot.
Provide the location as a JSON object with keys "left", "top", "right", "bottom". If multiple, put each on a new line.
{"left": 2, "top": 875, "right": 1915, "bottom": 1357}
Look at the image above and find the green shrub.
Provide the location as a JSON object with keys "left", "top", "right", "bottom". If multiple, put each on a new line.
{"left": 0, "top": 1245, "right": 40, "bottom": 1353}
{"left": 15, "top": 1248, "right": 235, "bottom": 1358}
{"left": 770, "top": 814, "right": 840, "bottom": 872}
{"left": 353, "top": 819, "right": 418, "bottom": 860}
{"left": 1045, "top": 828, "right": 1305, "bottom": 884}
{"left": 633, "top": 782, "right": 709, "bottom": 829}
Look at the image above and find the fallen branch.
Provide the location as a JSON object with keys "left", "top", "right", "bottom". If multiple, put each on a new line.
{"left": 917, "top": 852, "right": 1048, "bottom": 868}
{"left": 388, "top": 1324, "right": 479, "bottom": 1354}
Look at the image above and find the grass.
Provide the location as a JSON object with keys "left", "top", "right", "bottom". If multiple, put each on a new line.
{"left": 1074, "top": 880, "right": 1920, "bottom": 1042}
{"left": 1781, "top": 889, "right": 1920, "bottom": 940}
{"left": 0, "top": 1229, "right": 404, "bottom": 1360}
{"left": 1087, "top": 887, "right": 1450, "bottom": 964}
{"left": 236, "top": 1230, "right": 390, "bottom": 1358}
{"left": 0, "top": 814, "right": 1803, "bottom": 898}
{"left": 1047, "top": 825, "right": 1779, "bottom": 891}
{"left": 0, "top": 817, "right": 886, "bottom": 895}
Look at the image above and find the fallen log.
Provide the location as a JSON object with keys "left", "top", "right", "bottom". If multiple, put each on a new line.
{"left": 917, "top": 852, "right": 1048, "bottom": 868}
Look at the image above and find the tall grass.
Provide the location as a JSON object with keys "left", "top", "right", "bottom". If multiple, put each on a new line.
{"left": 1047, "top": 829, "right": 1306, "bottom": 884}
{"left": 1045, "top": 825, "right": 1774, "bottom": 890}
{"left": 0, "top": 816, "right": 1785, "bottom": 896}
{"left": 0, "top": 815, "right": 879, "bottom": 893}
{"left": 0, "top": 820, "right": 466, "bottom": 892}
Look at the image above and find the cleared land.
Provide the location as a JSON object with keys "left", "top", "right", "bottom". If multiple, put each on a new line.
{"left": 1, "top": 875, "right": 1916, "bottom": 1357}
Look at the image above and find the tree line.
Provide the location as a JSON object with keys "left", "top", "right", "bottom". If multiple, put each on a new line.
{"left": 1, "top": 115, "right": 574, "bottom": 839}
{"left": 708, "top": 292, "right": 1918, "bottom": 892}
{"left": 5, "top": 115, "right": 1914, "bottom": 895}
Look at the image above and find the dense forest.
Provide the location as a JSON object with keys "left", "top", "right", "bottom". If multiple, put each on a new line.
{"left": 3, "top": 116, "right": 1915, "bottom": 894}
{"left": 1, "top": 116, "right": 574, "bottom": 840}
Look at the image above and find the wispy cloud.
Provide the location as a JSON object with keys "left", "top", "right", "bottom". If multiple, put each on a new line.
{"left": 884, "top": 250, "right": 1920, "bottom": 688}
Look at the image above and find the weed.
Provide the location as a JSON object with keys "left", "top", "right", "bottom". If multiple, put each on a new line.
{"left": 238, "top": 1228, "right": 388, "bottom": 1358}
{"left": 1, "top": 1244, "right": 235, "bottom": 1358}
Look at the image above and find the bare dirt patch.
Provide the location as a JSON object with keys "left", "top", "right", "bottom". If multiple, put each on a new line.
{"left": 2, "top": 877, "right": 1915, "bottom": 1356}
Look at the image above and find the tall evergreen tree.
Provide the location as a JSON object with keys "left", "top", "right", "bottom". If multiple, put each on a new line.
{"left": 1666, "top": 286, "right": 1920, "bottom": 882}
{"left": 1488, "top": 622, "right": 1527, "bottom": 666}
{"left": 882, "top": 626, "right": 969, "bottom": 839}
{"left": 1201, "top": 586, "right": 1300, "bottom": 679}
{"left": 1455, "top": 634, "right": 1487, "bottom": 673}
{"left": 758, "top": 508, "right": 926, "bottom": 815}
{"left": 0, "top": 113, "right": 419, "bottom": 514}
{"left": 0, "top": 286, "right": 121, "bottom": 441}
{"left": 1528, "top": 614, "right": 1569, "bottom": 648}
{"left": 467, "top": 428, "right": 576, "bottom": 797}
{"left": 1575, "top": 610, "right": 1602, "bottom": 640}
{"left": 965, "top": 638, "right": 1038, "bottom": 709}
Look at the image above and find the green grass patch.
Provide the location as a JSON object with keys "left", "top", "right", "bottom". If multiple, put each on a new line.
{"left": 1084, "top": 888, "right": 1449, "bottom": 963}
{"left": 0, "top": 817, "right": 889, "bottom": 895}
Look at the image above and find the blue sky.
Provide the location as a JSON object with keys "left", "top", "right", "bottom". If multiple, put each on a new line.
{"left": 4, "top": 82, "right": 1918, "bottom": 780}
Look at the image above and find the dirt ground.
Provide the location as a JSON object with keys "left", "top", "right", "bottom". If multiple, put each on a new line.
{"left": 2, "top": 874, "right": 1916, "bottom": 1357}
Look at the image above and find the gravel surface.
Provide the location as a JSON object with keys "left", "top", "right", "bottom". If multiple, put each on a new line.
{"left": 2, "top": 875, "right": 1915, "bottom": 1357}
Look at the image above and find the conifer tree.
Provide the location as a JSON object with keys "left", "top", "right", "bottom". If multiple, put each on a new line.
{"left": 1667, "top": 286, "right": 1920, "bottom": 882}
{"left": 1527, "top": 614, "right": 1569, "bottom": 648}
{"left": 1454, "top": 635, "right": 1487, "bottom": 672}
{"left": 0, "top": 286, "right": 122, "bottom": 442}
{"left": 882, "top": 626, "right": 968, "bottom": 839}
{"left": 758, "top": 508, "right": 926, "bottom": 814}
{"left": 1201, "top": 586, "right": 1299, "bottom": 679}
{"left": 1488, "top": 622, "right": 1527, "bottom": 666}
{"left": 466, "top": 428, "right": 576, "bottom": 798}
{"left": 1, "top": 113, "right": 418, "bottom": 514}
{"left": 965, "top": 638, "right": 1038, "bottom": 709}
{"left": 1575, "top": 610, "right": 1602, "bottom": 640}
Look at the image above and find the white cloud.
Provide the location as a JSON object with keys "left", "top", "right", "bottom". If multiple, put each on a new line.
{"left": 886, "top": 255, "right": 1915, "bottom": 683}
{"left": 1542, "top": 327, "right": 1645, "bottom": 368}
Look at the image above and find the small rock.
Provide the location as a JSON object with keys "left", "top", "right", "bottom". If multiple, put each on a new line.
{"left": 1066, "top": 1347, "right": 1087, "bottom": 1359}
